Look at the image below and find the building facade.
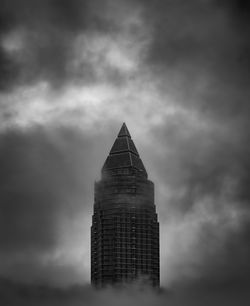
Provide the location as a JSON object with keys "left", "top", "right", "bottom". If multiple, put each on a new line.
{"left": 91, "top": 123, "right": 159, "bottom": 287}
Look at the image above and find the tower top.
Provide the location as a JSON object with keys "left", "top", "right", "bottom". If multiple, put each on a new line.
{"left": 102, "top": 123, "right": 147, "bottom": 178}
{"left": 118, "top": 122, "right": 131, "bottom": 138}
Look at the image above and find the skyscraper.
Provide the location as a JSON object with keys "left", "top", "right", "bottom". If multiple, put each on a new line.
{"left": 91, "top": 123, "right": 159, "bottom": 288}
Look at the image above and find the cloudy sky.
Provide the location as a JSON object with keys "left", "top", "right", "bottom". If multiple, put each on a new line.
{"left": 0, "top": 0, "right": 250, "bottom": 305}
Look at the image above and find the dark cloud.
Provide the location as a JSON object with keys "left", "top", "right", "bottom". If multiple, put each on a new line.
{"left": 140, "top": 0, "right": 250, "bottom": 66}
{"left": 138, "top": 0, "right": 250, "bottom": 118}
{"left": 0, "top": 47, "right": 19, "bottom": 90}
{"left": 0, "top": 125, "right": 110, "bottom": 283}
{"left": 151, "top": 116, "right": 250, "bottom": 209}
{"left": 1, "top": 127, "right": 70, "bottom": 250}
{"left": 0, "top": 0, "right": 120, "bottom": 90}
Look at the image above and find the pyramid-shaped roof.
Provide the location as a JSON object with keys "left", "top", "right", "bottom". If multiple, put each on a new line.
{"left": 102, "top": 123, "right": 147, "bottom": 177}
{"left": 118, "top": 122, "right": 131, "bottom": 138}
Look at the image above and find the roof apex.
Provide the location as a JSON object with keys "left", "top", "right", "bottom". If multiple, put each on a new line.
{"left": 118, "top": 122, "right": 131, "bottom": 138}
{"left": 102, "top": 123, "right": 147, "bottom": 177}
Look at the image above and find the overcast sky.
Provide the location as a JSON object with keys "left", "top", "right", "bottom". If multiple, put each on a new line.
{"left": 0, "top": 0, "right": 250, "bottom": 305}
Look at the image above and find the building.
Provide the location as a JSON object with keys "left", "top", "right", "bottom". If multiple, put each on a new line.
{"left": 91, "top": 123, "right": 160, "bottom": 288}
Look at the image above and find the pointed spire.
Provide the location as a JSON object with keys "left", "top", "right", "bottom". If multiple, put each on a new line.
{"left": 102, "top": 123, "right": 147, "bottom": 178}
{"left": 118, "top": 122, "right": 131, "bottom": 138}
